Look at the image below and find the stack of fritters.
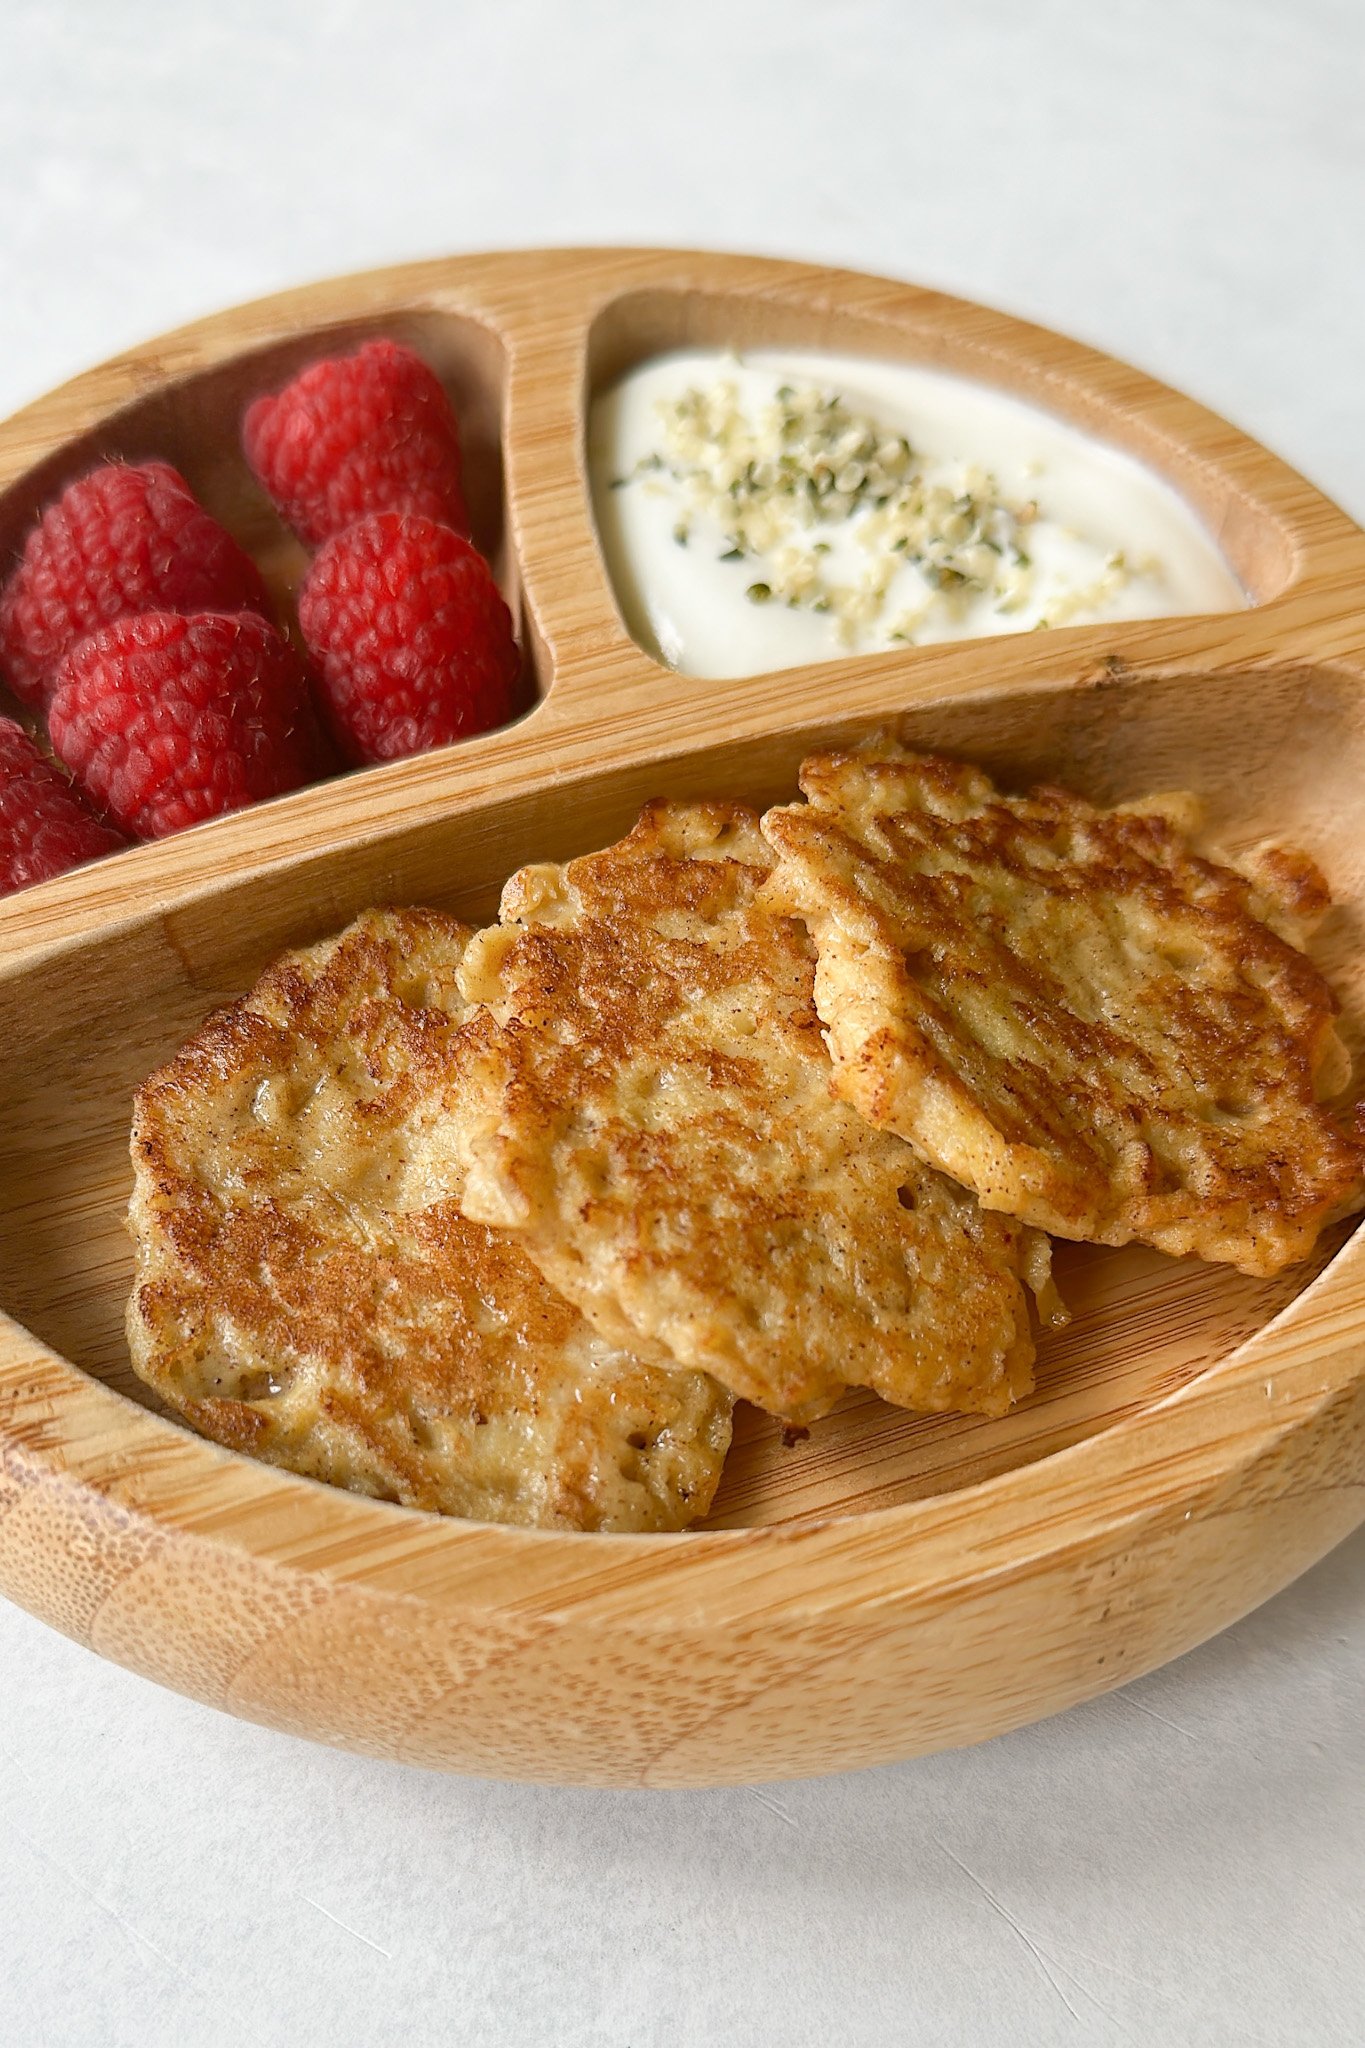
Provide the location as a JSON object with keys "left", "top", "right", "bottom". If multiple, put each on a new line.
{"left": 127, "top": 744, "right": 1365, "bottom": 1532}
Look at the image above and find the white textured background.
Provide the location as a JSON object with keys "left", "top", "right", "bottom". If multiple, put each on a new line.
{"left": 2, "top": 3, "right": 1363, "bottom": 2043}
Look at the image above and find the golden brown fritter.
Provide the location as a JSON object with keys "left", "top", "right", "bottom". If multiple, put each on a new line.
{"left": 127, "top": 908, "right": 732, "bottom": 1532}
{"left": 453, "top": 801, "right": 1055, "bottom": 1425}
{"left": 762, "top": 744, "right": 1365, "bottom": 1276}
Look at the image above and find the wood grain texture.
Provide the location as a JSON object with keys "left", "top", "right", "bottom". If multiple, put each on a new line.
{"left": 0, "top": 249, "right": 1363, "bottom": 1785}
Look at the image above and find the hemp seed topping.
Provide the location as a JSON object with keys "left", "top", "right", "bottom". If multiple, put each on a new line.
{"left": 614, "top": 370, "right": 1137, "bottom": 645}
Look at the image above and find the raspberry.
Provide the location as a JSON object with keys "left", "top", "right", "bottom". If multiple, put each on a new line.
{"left": 0, "top": 461, "right": 272, "bottom": 712}
{"left": 48, "top": 611, "right": 324, "bottom": 840}
{"left": 298, "top": 513, "right": 520, "bottom": 764}
{"left": 0, "top": 716, "right": 124, "bottom": 894}
{"left": 243, "top": 339, "right": 470, "bottom": 548}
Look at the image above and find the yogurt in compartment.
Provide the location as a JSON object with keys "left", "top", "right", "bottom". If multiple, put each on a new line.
{"left": 588, "top": 348, "right": 1245, "bottom": 680}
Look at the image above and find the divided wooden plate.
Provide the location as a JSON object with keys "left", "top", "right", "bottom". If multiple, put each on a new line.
{"left": 2, "top": 249, "right": 1364, "bottom": 1788}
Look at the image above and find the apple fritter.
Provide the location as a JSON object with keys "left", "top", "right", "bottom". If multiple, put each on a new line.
{"left": 762, "top": 744, "right": 1365, "bottom": 1276}
{"left": 453, "top": 801, "right": 1055, "bottom": 1424}
{"left": 127, "top": 908, "right": 732, "bottom": 1532}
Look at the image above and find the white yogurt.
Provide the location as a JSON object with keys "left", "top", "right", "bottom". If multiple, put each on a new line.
{"left": 588, "top": 348, "right": 1245, "bottom": 679}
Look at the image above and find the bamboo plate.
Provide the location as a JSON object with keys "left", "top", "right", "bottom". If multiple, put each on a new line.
{"left": 2, "top": 249, "right": 1364, "bottom": 1789}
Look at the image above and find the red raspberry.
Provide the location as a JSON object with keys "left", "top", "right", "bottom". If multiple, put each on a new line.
{"left": 243, "top": 340, "right": 470, "bottom": 548}
{"left": 297, "top": 513, "right": 519, "bottom": 764}
{"left": 0, "top": 461, "right": 272, "bottom": 712}
{"left": 0, "top": 716, "right": 125, "bottom": 894}
{"left": 48, "top": 611, "right": 324, "bottom": 840}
